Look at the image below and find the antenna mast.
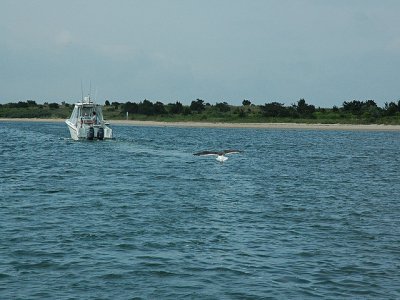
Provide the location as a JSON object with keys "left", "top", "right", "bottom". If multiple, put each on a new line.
{"left": 81, "top": 80, "right": 84, "bottom": 102}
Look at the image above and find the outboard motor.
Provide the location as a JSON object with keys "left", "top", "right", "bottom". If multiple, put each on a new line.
{"left": 97, "top": 127, "right": 104, "bottom": 140}
{"left": 87, "top": 127, "right": 94, "bottom": 140}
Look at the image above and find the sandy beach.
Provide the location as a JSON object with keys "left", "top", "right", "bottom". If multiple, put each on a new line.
{"left": 1, "top": 118, "right": 400, "bottom": 131}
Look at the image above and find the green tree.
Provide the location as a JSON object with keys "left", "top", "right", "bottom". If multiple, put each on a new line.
{"left": 154, "top": 101, "right": 167, "bottom": 114}
{"left": 342, "top": 100, "right": 363, "bottom": 115}
{"left": 111, "top": 102, "right": 120, "bottom": 109}
{"left": 124, "top": 101, "right": 139, "bottom": 114}
{"left": 295, "top": 98, "right": 315, "bottom": 117}
{"left": 242, "top": 99, "right": 251, "bottom": 106}
{"left": 169, "top": 101, "right": 184, "bottom": 114}
{"left": 138, "top": 99, "right": 154, "bottom": 115}
{"left": 13, "top": 101, "right": 29, "bottom": 108}
{"left": 215, "top": 102, "right": 230, "bottom": 113}
{"left": 384, "top": 101, "right": 400, "bottom": 116}
{"left": 27, "top": 100, "right": 37, "bottom": 106}
{"left": 48, "top": 103, "right": 59, "bottom": 109}
{"left": 190, "top": 99, "right": 205, "bottom": 113}
{"left": 342, "top": 100, "right": 379, "bottom": 116}
{"left": 365, "top": 100, "right": 378, "bottom": 108}
{"left": 261, "top": 102, "right": 290, "bottom": 117}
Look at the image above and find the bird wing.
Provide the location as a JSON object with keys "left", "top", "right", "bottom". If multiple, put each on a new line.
{"left": 223, "top": 149, "right": 242, "bottom": 155}
{"left": 193, "top": 151, "right": 219, "bottom": 156}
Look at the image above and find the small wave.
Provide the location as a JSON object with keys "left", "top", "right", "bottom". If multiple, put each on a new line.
{"left": 116, "top": 243, "right": 137, "bottom": 250}
{"left": 12, "top": 260, "right": 56, "bottom": 271}
{"left": 98, "top": 273, "right": 125, "bottom": 280}
{"left": 0, "top": 273, "right": 12, "bottom": 279}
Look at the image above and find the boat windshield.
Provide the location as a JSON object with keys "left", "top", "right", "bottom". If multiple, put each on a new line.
{"left": 69, "top": 104, "right": 104, "bottom": 124}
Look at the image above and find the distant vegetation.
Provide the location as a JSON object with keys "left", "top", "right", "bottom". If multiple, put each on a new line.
{"left": 0, "top": 101, "right": 71, "bottom": 119}
{"left": 1, "top": 98, "right": 400, "bottom": 124}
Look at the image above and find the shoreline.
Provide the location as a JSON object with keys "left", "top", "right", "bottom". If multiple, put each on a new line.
{"left": 1, "top": 118, "right": 400, "bottom": 131}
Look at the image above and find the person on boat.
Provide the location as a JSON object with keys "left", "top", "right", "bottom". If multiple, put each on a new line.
{"left": 91, "top": 112, "right": 98, "bottom": 124}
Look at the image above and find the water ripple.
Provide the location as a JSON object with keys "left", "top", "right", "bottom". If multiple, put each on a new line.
{"left": 1, "top": 122, "right": 399, "bottom": 299}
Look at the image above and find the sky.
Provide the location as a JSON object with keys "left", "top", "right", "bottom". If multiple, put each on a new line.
{"left": 1, "top": 0, "right": 399, "bottom": 107}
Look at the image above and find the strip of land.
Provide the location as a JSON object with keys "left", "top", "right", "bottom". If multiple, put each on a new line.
{"left": 1, "top": 118, "right": 400, "bottom": 131}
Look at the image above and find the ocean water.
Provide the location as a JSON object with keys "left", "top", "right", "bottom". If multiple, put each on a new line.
{"left": 0, "top": 121, "right": 399, "bottom": 299}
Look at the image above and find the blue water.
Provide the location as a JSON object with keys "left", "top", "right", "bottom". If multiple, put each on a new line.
{"left": 1, "top": 121, "right": 399, "bottom": 299}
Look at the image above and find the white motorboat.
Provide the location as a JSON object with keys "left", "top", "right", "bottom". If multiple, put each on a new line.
{"left": 65, "top": 96, "right": 113, "bottom": 140}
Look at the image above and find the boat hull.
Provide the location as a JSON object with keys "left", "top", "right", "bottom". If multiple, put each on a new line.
{"left": 66, "top": 120, "right": 112, "bottom": 140}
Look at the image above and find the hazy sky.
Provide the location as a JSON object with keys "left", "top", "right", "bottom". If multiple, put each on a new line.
{"left": 1, "top": 0, "right": 399, "bottom": 107}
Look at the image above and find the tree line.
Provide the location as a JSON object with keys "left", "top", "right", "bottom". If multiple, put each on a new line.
{"left": 1, "top": 98, "right": 400, "bottom": 123}
{"left": 0, "top": 100, "right": 70, "bottom": 118}
{"left": 107, "top": 98, "right": 400, "bottom": 118}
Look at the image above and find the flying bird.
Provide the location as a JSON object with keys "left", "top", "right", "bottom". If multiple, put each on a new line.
{"left": 193, "top": 149, "right": 242, "bottom": 162}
